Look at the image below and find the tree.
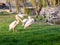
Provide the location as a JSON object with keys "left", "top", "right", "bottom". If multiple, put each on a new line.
{"left": 15, "top": 0, "right": 26, "bottom": 13}
{"left": 30, "top": 0, "right": 42, "bottom": 16}
{"left": 30, "top": 0, "right": 37, "bottom": 15}
{"left": 6, "top": 0, "right": 12, "bottom": 12}
{"left": 15, "top": 0, "right": 20, "bottom": 13}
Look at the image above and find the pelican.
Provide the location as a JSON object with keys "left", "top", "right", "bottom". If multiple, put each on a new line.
{"left": 22, "top": 19, "right": 28, "bottom": 26}
{"left": 9, "top": 20, "right": 19, "bottom": 32}
{"left": 24, "top": 16, "right": 35, "bottom": 28}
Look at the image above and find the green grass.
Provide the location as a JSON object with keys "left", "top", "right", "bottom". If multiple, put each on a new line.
{"left": 0, "top": 14, "right": 60, "bottom": 45}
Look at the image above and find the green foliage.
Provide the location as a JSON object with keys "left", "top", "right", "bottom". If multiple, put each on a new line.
{"left": 42, "top": 0, "right": 46, "bottom": 7}
{"left": 0, "top": 11, "right": 10, "bottom": 15}
{"left": 24, "top": 8, "right": 32, "bottom": 15}
{"left": 0, "top": 14, "right": 60, "bottom": 45}
{"left": 34, "top": 15, "right": 44, "bottom": 22}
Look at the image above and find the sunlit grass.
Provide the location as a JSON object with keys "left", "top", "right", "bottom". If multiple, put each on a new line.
{"left": 0, "top": 14, "right": 60, "bottom": 45}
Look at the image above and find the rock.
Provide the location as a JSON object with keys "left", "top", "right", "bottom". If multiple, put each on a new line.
{"left": 40, "top": 6, "right": 60, "bottom": 17}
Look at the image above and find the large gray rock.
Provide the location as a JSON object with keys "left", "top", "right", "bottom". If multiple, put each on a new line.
{"left": 40, "top": 6, "right": 60, "bottom": 17}
{"left": 40, "top": 6, "right": 60, "bottom": 24}
{"left": 46, "top": 16, "right": 60, "bottom": 24}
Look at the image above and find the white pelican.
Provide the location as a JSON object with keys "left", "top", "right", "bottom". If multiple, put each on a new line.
{"left": 9, "top": 20, "right": 19, "bottom": 32}
{"left": 24, "top": 16, "right": 35, "bottom": 28}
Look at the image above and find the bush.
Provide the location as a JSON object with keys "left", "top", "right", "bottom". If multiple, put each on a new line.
{"left": 0, "top": 11, "right": 10, "bottom": 15}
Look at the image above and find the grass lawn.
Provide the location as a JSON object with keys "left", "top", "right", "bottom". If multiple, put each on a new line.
{"left": 0, "top": 14, "right": 60, "bottom": 45}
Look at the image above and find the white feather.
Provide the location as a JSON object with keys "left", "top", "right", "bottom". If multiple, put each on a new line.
{"left": 22, "top": 19, "right": 28, "bottom": 26}
{"left": 18, "top": 13, "right": 25, "bottom": 18}
{"left": 9, "top": 20, "right": 19, "bottom": 31}
{"left": 24, "top": 16, "right": 34, "bottom": 28}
